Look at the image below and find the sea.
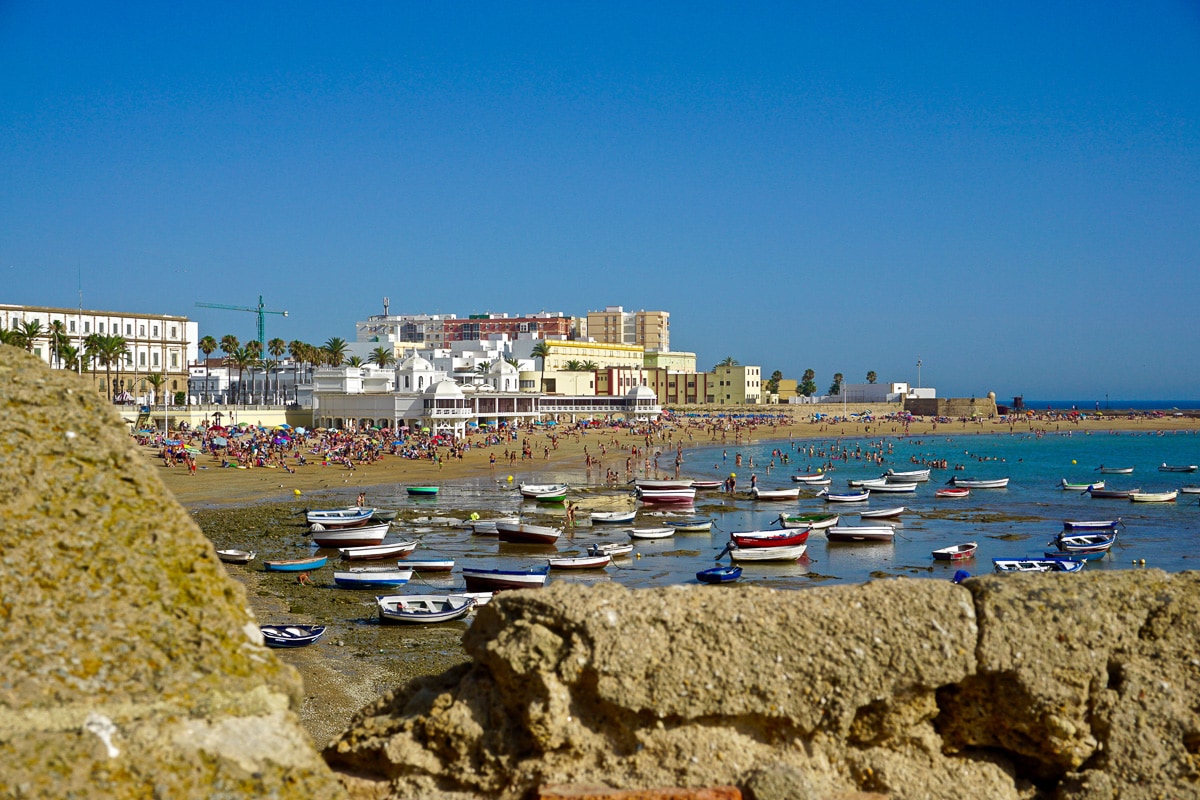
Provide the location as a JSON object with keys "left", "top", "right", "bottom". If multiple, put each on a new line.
{"left": 335, "top": 426, "right": 1200, "bottom": 591}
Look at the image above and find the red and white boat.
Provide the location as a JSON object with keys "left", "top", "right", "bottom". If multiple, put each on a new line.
{"left": 731, "top": 529, "right": 810, "bottom": 548}
{"left": 935, "top": 487, "right": 970, "bottom": 499}
{"left": 495, "top": 521, "right": 563, "bottom": 544}
{"left": 637, "top": 487, "right": 697, "bottom": 504}
{"left": 311, "top": 521, "right": 391, "bottom": 548}
{"left": 635, "top": 479, "right": 695, "bottom": 490}
{"left": 932, "top": 542, "right": 978, "bottom": 561}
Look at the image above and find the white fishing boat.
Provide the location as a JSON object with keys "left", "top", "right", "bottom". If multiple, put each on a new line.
{"left": 547, "top": 554, "right": 612, "bottom": 569}
{"left": 332, "top": 567, "right": 413, "bottom": 589}
{"left": 1061, "top": 479, "right": 1104, "bottom": 491}
{"left": 858, "top": 506, "right": 906, "bottom": 519}
{"left": 376, "top": 594, "right": 475, "bottom": 624}
{"left": 216, "top": 549, "right": 256, "bottom": 564}
{"left": 750, "top": 486, "right": 801, "bottom": 500}
{"left": 495, "top": 521, "right": 563, "bottom": 544}
{"left": 310, "top": 521, "right": 391, "bottom": 547}
{"left": 588, "top": 541, "right": 634, "bottom": 557}
{"left": 589, "top": 510, "right": 637, "bottom": 524}
{"left": 884, "top": 468, "right": 931, "bottom": 483}
{"left": 626, "top": 527, "right": 675, "bottom": 540}
{"left": 791, "top": 473, "right": 829, "bottom": 484}
{"left": 778, "top": 512, "right": 839, "bottom": 530}
{"left": 518, "top": 483, "right": 569, "bottom": 498}
{"left": 727, "top": 543, "right": 808, "bottom": 562}
{"left": 950, "top": 477, "right": 1010, "bottom": 489}
{"left": 305, "top": 507, "right": 376, "bottom": 527}
{"left": 857, "top": 479, "right": 916, "bottom": 494}
{"left": 338, "top": 540, "right": 419, "bottom": 560}
{"left": 637, "top": 487, "right": 697, "bottom": 504}
{"left": 817, "top": 488, "right": 870, "bottom": 502}
{"left": 1129, "top": 490, "right": 1178, "bottom": 503}
{"left": 1096, "top": 466, "right": 1134, "bottom": 474}
{"left": 826, "top": 525, "right": 896, "bottom": 542}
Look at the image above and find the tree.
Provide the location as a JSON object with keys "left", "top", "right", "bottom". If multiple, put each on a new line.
{"left": 57, "top": 343, "right": 80, "bottom": 373}
{"left": 476, "top": 360, "right": 493, "bottom": 374}
{"left": 767, "top": 370, "right": 783, "bottom": 394}
{"left": 199, "top": 335, "right": 218, "bottom": 402}
{"left": 92, "top": 335, "right": 129, "bottom": 402}
{"left": 224, "top": 345, "right": 256, "bottom": 404}
{"left": 47, "top": 320, "right": 69, "bottom": 367}
{"left": 268, "top": 337, "right": 287, "bottom": 402}
{"left": 14, "top": 319, "right": 43, "bottom": 353}
{"left": 828, "top": 372, "right": 844, "bottom": 396}
{"left": 799, "top": 368, "right": 817, "bottom": 397}
{"left": 346, "top": 356, "right": 364, "bottom": 367}
{"left": 579, "top": 360, "right": 599, "bottom": 371}
{"left": 531, "top": 341, "right": 551, "bottom": 365}
{"left": 370, "top": 346, "right": 396, "bottom": 369}
{"left": 564, "top": 359, "right": 584, "bottom": 371}
{"left": 288, "top": 340, "right": 307, "bottom": 385}
{"left": 866, "top": 370, "right": 877, "bottom": 384}
{"left": 146, "top": 372, "right": 166, "bottom": 406}
{"left": 323, "top": 337, "right": 348, "bottom": 367}
{"left": 715, "top": 356, "right": 739, "bottom": 369}
{"left": 505, "top": 356, "right": 521, "bottom": 368}
{"left": 0, "top": 327, "right": 19, "bottom": 346}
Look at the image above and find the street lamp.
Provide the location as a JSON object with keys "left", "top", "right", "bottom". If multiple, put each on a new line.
{"left": 916, "top": 357, "right": 923, "bottom": 389}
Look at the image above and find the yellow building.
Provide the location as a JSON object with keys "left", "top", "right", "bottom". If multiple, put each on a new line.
{"left": 643, "top": 350, "right": 696, "bottom": 372}
{"left": 712, "top": 364, "right": 762, "bottom": 405}
{"left": 540, "top": 339, "right": 645, "bottom": 372}
{"left": 585, "top": 306, "right": 670, "bottom": 352}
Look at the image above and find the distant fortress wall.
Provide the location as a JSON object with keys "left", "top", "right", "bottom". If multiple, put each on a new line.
{"left": 905, "top": 396, "right": 998, "bottom": 418}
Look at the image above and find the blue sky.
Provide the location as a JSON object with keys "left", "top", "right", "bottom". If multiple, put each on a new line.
{"left": 3, "top": 2, "right": 1198, "bottom": 400}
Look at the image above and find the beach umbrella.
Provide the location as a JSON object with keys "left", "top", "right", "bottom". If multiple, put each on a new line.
{"left": 294, "top": 426, "right": 307, "bottom": 434}
{"left": 277, "top": 423, "right": 292, "bottom": 429}
{"left": 211, "top": 436, "right": 228, "bottom": 447}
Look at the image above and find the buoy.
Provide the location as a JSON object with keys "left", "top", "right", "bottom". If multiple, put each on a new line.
{"left": 507, "top": 475, "right": 514, "bottom": 482}
{"left": 293, "top": 489, "right": 302, "bottom": 496}
{"left": 730, "top": 472, "right": 736, "bottom": 478}
{"left": 470, "top": 512, "right": 480, "bottom": 520}
{"left": 1071, "top": 459, "right": 1077, "bottom": 465}
{"left": 1140, "top": 559, "right": 1146, "bottom": 566}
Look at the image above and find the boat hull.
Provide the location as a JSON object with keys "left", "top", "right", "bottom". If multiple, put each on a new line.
{"left": 264, "top": 556, "right": 328, "bottom": 572}
{"left": 495, "top": 522, "right": 562, "bottom": 544}
{"left": 932, "top": 543, "right": 978, "bottom": 561}
{"left": 377, "top": 594, "right": 474, "bottom": 624}
{"left": 697, "top": 566, "right": 742, "bottom": 583}
{"left": 728, "top": 543, "right": 808, "bottom": 562}
{"left": 461, "top": 567, "right": 550, "bottom": 591}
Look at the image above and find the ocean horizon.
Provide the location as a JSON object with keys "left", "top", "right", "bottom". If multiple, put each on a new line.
{"left": 1021, "top": 400, "right": 1200, "bottom": 411}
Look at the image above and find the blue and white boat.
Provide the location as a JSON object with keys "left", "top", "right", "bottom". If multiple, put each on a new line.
{"left": 333, "top": 567, "right": 413, "bottom": 589}
{"left": 696, "top": 565, "right": 742, "bottom": 584}
{"left": 993, "top": 556, "right": 1085, "bottom": 573}
{"left": 260, "top": 624, "right": 326, "bottom": 647}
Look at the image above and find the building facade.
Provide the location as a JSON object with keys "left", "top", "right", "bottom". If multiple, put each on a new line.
{"left": 711, "top": 364, "right": 762, "bottom": 405}
{"left": 1, "top": 303, "right": 197, "bottom": 403}
{"left": 585, "top": 306, "right": 670, "bottom": 352}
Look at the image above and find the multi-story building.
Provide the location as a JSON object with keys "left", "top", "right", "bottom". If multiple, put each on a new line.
{"left": 442, "top": 312, "right": 573, "bottom": 342}
{"left": 642, "top": 351, "right": 696, "bottom": 372}
{"left": 711, "top": 364, "right": 762, "bottom": 405}
{"left": 0, "top": 303, "right": 197, "bottom": 403}
{"left": 355, "top": 310, "right": 453, "bottom": 348}
{"left": 644, "top": 369, "right": 717, "bottom": 406}
{"left": 585, "top": 306, "right": 670, "bottom": 352}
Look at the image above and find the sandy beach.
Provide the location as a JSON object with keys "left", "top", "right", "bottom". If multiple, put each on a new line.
{"left": 162, "top": 405, "right": 1200, "bottom": 746}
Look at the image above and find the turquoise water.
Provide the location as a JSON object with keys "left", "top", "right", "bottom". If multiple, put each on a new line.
{"left": 304, "top": 429, "right": 1200, "bottom": 591}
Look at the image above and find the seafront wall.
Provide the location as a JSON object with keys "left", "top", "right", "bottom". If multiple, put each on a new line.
{"left": 5, "top": 345, "right": 1200, "bottom": 800}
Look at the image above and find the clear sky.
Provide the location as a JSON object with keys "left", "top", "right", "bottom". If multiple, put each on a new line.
{"left": 3, "top": 2, "right": 1198, "bottom": 400}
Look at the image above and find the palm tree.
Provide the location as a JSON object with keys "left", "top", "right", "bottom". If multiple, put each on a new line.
{"left": 580, "top": 360, "right": 599, "bottom": 371}
{"left": 346, "top": 355, "right": 364, "bottom": 367}
{"left": 767, "top": 370, "right": 783, "bottom": 394}
{"left": 57, "top": 343, "right": 81, "bottom": 373}
{"left": 267, "top": 338, "right": 286, "bottom": 403}
{"left": 799, "top": 368, "right": 817, "bottom": 397}
{"left": 94, "top": 335, "right": 129, "bottom": 402}
{"left": 828, "top": 372, "right": 844, "bottom": 396}
{"left": 199, "top": 335, "right": 218, "bottom": 402}
{"left": 15, "top": 319, "right": 43, "bottom": 353}
{"left": 531, "top": 340, "right": 551, "bottom": 368}
{"left": 323, "top": 337, "right": 348, "bottom": 367}
{"left": 0, "top": 327, "right": 18, "bottom": 347}
{"left": 370, "top": 346, "right": 396, "bottom": 369}
{"left": 866, "top": 371, "right": 877, "bottom": 384}
{"left": 505, "top": 356, "right": 521, "bottom": 368}
{"left": 224, "top": 345, "right": 256, "bottom": 404}
{"left": 146, "top": 372, "right": 166, "bottom": 406}
{"left": 288, "top": 340, "right": 307, "bottom": 385}
{"left": 564, "top": 359, "right": 583, "bottom": 371}
{"left": 715, "top": 356, "right": 739, "bottom": 369}
{"left": 476, "top": 360, "right": 493, "bottom": 375}
{"left": 47, "top": 320, "right": 69, "bottom": 367}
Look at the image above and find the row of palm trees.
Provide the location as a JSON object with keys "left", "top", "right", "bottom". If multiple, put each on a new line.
{"left": 1, "top": 319, "right": 158, "bottom": 402}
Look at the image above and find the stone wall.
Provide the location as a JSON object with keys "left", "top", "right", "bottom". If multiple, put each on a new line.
{"left": 904, "top": 396, "right": 998, "bottom": 418}
{"left": 0, "top": 345, "right": 344, "bottom": 798}
{"left": 326, "top": 575, "right": 1200, "bottom": 800}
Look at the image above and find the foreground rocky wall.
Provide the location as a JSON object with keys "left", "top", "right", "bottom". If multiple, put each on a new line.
{"left": 0, "top": 345, "right": 345, "bottom": 798}
{"left": 326, "top": 572, "right": 1200, "bottom": 800}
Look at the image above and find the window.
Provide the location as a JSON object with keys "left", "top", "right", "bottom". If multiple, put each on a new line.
{"left": 98, "top": 323, "right": 104, "bottom": 333}
{"left": 84, "top": 321, "right": 90, "bottom": 333}
{"left": 139, "top": 352, "right": 146, "bottom": 366}
{"left": 170, "top": 352, "right": 178, "bottom": 368}
{"left": 139, "top": 325, "right": 145, "bottom": 336}
{"left": 69, "top": 321, "right": 76, "bottom": 333}
{"left": 170, "top": 326, "right": 176, "bottom": 338}
{"left": 152, "top": 325, "right": 158, "bottom": 337}
{"left": 152, "top": 352, "right": 159, "bottom": 367}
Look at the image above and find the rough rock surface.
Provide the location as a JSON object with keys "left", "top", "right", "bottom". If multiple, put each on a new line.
{"left": 0, "top": 346, "right": 345, "bottom": 798}
{"left": 326, "top": 572, "right": 1200, "bottom": 800}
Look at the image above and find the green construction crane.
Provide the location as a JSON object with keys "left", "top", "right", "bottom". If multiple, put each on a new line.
{"left": 195, "top": 295, "right": 288, "bottom": 347}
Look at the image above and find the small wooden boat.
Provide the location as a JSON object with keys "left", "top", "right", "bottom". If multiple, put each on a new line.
{"left": 826, "top": 526, "right": 896, "bottom": 542}
{"left": 696, "top": 565, "right": 742, "bottom": 583}
{"left": 884, "top": 468, "right": 931, "bottom": 483}
{"left": 496, "top": 521, "right": 562, "bottom": 544}
{"left": 311, "top": 521, "right": 391, "bottom": 548}
{"left": 778, "top": 512, "right": 839, "bottom": 530}
{"left": 935, "top": 487, "right": 970, "bottom": 499}
{"left": 818, "top": 488, "right": 870, "bottom": 503}
{"left": 627, "top": 527, "right": 675, "bottom": 540}
{"left": 791, "top": 473, "right": 829, "bottom": 484}
{"left": 858, "top": 506, "right": 906, "bottom": 519}
{"left": 932, "top": 542, "right": 978, "bottom": 561}
{"left": 993, "top": 557, "right": 1084, "bottom": 573}
{"left": 1063, "top": 518, "right": 1121, "bottom": 530}
{"left": 377, "top": 594, "right": 474, "bottom": 624}
{"left": 731, "top": 529, "right": 809, "bottom": 548}
{"left": 1047, "top": 531, "right": 1117, "bottom": 559}
{"left": 1061, "top": 479, "right": 1104, "bottom": 491}
{"left": 264, "top": 555, "right": 328, "bottom": 572}
{"left": 448, "top": 591, "right": 493, "bottom": 607}
{"left": 1158, "top": 463, "right": 1198, "bottom": 473}
{"left": 260, "top": 624, "right": 326, "bottom": 647}
{"left": 461, "top": 565, "right": 551, "bottom": 591}
{"left": 664, "top": 518, "right": 713, "bottom": 532}
{"left": 1096, "top": 466, "right": 1134, "bottom": 474}
{"left": 1129, "top": 490, "right": 1178, "bottom": 503}
{"left": 727, "top": 543, "right": 807, "bottom": 562}
{"left": 547, "top": 554, "right": 611, "bottom": 570}
{"left": 406, "top": 486, "right": 439, "bottom": 496}
{"left": 637, "top": 487, "right": 697, "bottom": 504}
{"left": 305, "top": 507, "right": 375, "bottom": 527}
{"left": 371, "top": 509, "right": 399, "bottom": 522}
{"left": 634, "top": 479, "right": 695, "bottom": 490}
{"left": 1179, "top": 485, "right": 1200, "bottom": 495}
{"left": 857, "top": 480, "right": 915, "bottom": 494}
{"left": 468, "top": 516, "right": 519, "bottom": 535}
{"left": 1087, "top": 486, "right": 1139, "bottom": 499}
{"left": 338, "top": 540, "right": 419, "bottom": 560}
{"left": 590, "top": 510, "right": 637, "bottom": 524}
{"left": 404, "top": 559, "right": 455, "bottom": 572}
{"left": 332, "top": 567, "right": 413, "bottom": 589}
{"left": 950, "top": 477, "right": 1010, "bottom": 489}
{"left": 519, "top": 483, "right": 569, "bottom": 498}
{"left": 750, "top": 486, "right": 801, "bottom": 500}
{"left": 690, "top": 479, "right": 725, "bottom": 490}
{"left": 588, "top": 541, "right": 634, "bottom": 557}
{"left": 528, "top": 490, "right": 567, "bottom": 503}
{"left": 792, "top": 476, "right": 832, "bottom": 486}
{"left": 216, "top": 549, "right": 256, "bottom": 564}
